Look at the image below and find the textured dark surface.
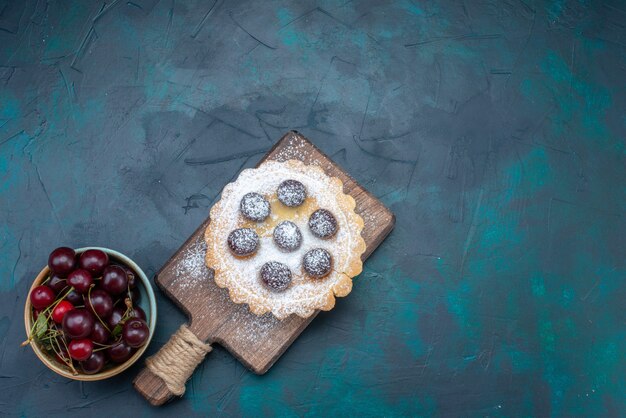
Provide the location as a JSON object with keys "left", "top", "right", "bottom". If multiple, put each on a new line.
{"left": 1, "top": 0, "right": 625, "bottom": 416}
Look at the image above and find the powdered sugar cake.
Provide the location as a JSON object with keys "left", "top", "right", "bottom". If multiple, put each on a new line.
{"left": 205, "top": 160, "right": 366, "bottom": 319}
{"left": 134, "top": 131, "right": 395, "bottom": 406}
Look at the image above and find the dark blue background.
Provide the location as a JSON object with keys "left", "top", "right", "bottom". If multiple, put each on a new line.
{"left": 1, "top": 0, "right": 624, "bottom": 416}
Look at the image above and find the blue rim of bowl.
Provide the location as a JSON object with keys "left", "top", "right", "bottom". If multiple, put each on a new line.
{"left": 24, "top": 247, "right": 157, "bottom": 381}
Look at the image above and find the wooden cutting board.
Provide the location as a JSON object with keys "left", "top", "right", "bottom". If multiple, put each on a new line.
{"left": 134, "top": 131, "right": 395, "bottom": 405}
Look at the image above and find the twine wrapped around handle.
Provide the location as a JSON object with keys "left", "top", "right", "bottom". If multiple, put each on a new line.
{"left": 145, "top": 325, "right": 212, "bottom": 396}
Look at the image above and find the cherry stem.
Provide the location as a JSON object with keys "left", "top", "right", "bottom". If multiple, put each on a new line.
{"left": 57, "top": 334, "right": 78, "bottom": 375}
{"left": 23, "top": 287, "right": 74, "bottom": 346}
{"left": 41, "top": 274, "right": 51, "bottom": 286}
{"left": 92, "top": 344, "right": 114, "bottom": 352}
{"left": 92, "top": 341, "right": 113, "bottom": 347}
{"left": 87, "top": 286, "right": 111, "bottom": 333}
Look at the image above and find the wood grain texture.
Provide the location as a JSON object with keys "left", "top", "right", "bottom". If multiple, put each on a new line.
{"left": 134, "top": 131, "right": 395, "bottom": 405}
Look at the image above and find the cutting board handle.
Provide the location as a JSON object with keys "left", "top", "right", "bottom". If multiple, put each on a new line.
{"left": 134, "top": 324, "right": 212, "bottom": 406}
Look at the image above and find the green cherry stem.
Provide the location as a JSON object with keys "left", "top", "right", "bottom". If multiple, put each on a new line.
{"left": 22, "top": 287, "right": 74, "bottom": 346}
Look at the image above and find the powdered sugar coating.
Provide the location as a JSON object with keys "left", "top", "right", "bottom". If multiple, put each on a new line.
{"left": 227, "top": 228, "right": 259, "bottom": 256}
{"left": 277, "top": 179, "right": 307, "bottom": 207}
{"left": 303, "top": 248, "right": 332, "bottom": 278}
{"left": 173, "top": 237, "right": 209, "bottom": 291}
{"left": 260, "top": 261, "right": 292, "bottom": 291}
{"left": 240, "top": 192, "right": 270, "bottom": 221}
{"left": 308, "top": 208, "right": 338, "bottom": 239}
{"left": 205, "top": 160, "right": 366, "bottom": 319}
{"left": 273, "top": 221, "right": 302, "bottom": 252}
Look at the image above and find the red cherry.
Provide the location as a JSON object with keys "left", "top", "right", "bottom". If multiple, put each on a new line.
{"left": 101, "top": 265, "right": 128, "bottom": 295}
{"left": 48, "top": 247, "right": 76, "bottom": 276}
{"left": 106, "top": 340, "right": 133, "bottom": 363}
{"left": 122, "top": 318, "right": 149, "bottom": 348}
{"left": 62, "top": 309, "right": 95, "bottom": 339}
{"left": 79, "top": 250, "right": 109, "bottom": 276}
{"left": 64, "top": 289, "right": 83, "bottom": 305}
{"left": 90, "top": 321, "right": 110, "bottom": 344}
{"left": 129, "top": 306, "right": 146, "bottom": 321}
{"left": 30, "top": 285, "right": 55, "bottom": 309}
{"left": 80, "top": 351, "right": 105, "bottom": 374}
{"left": 107, "top": 306, "right": 125, "bottom": 329}
{"left": 67, "top": 269, "right": 93, "bottom": 294}
{"left": 68, "top": 339, "right": 93, "bottom": 361}
{"left": 51, "top": 300, "right": 74, "bottom": 323}
{"left": 86, "top": 289, "right": 113, "bottom": 318}
{"left": 47, "top": 274, "right": 68, "bottom": 294}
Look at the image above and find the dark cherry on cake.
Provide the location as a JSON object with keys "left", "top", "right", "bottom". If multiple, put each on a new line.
{"left": 277, "top": 179, "right": 307, "bottom": 207}
{"left": 309, "top": 209, "right": 338, "bottom": 239}
{"left": 273, "top": 221, "right": 302, "bottom": 252}
{"left": 240, "top": 192, "right": 271, "bottom": 221}
{"left": 303, "top": 248, "right": 333, "bottom": 278}
{"left": 260, "top": 261, "right": 292, "bottom": 292}
{"left": 228, "top": 228, "right": 259, "bottom": 256}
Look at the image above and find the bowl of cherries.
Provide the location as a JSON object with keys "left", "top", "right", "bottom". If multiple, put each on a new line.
{"left": 22, "top": 247, "right": 157, "bottom": 380}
